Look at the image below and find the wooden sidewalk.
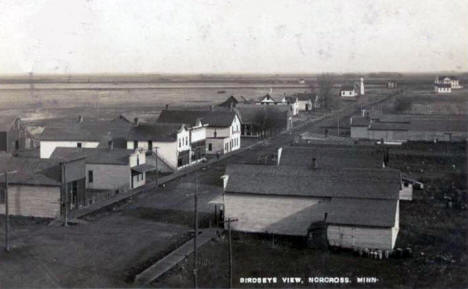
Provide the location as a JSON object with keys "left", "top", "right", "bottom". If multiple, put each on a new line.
{"left": 134, "top": 228, "right": 219, "bottom": 285}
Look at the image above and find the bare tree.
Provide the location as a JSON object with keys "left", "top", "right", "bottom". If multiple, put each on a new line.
{"left": 316, "top": 74, "right": 339, "bottom": 111}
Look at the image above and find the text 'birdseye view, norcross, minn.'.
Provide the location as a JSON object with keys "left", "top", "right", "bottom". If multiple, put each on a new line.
{"left": 0, "top": 1, "right": 467, "bottom": 288}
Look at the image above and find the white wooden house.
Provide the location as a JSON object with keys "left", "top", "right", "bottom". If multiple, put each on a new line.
{"left": 435, "top": 76, "right": 462, "bottom": 89}
{"left": 340, "top": 84, "right": 358, "bottom": 99}
{"left": 127, "top": 123, "right": 192, "bottom": 171}
{"left": 434, "top": 83, "right": 452, "bottom": 94}
{"left": 51, "top": 146, "right": 153, "bottom": 192}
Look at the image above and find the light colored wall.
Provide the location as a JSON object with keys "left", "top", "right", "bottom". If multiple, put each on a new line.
{"left": 206, "top": 138, "right": 227, "bottom": 154}
{"left": 350, "top": 126, "right": 369, "bottom": 139}
{"left": 224, "top": 193, "right": 324, "bottom": 236}
{"left": 327, "top": 225, "right": 395, "bottom": 250}
{"left": 153, "top": 141, "right": 178, "bottom": 169}
{"left": 131, "top": 172, "right": 146, "bottom": 189}
{"left": 86, "top": 164, "right": 130, "bottom": 190}
{"left": 176, "top": 129, "right": 190, "bottom": 152}
{"left": 40, "top": 141, "right": 99, "bottom": 158}
{"left": 206, "top": 127, "right": 230, "bottom": 138}
{"left": 0, "top": 185, "right": 61, "bottom": 218}
{"left": 191, "top": 126, "right": 206, "bottom": 143}
{"left": 297, "top": 100, "right": 312, "bottom": 111}
{"left": 129, "top": 149, "right": 146, "bottom": 167}
{"left": 399, "top": 183, "right": 413, "bottom": 201}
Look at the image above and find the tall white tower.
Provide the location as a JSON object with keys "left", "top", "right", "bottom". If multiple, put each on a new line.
{"left": 360, "top": 77, "right": 365, "bottom": 95}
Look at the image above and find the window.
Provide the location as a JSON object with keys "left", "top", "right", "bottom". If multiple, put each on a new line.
{"left": 179, "top": 139, "right": 181, "bottom": 148}
{"left": 148, "top": 140, "right": 153, "bottom": 150}
{"left": 208, "top": 143, "right": 212, "bottom": 151}
{"left": 88, "top": 171, "right": 93, "bottom": 183}
{"left": 133, "top": 140, "right": 138, "bottom": 149}
{"left": 77, "top": 142, "right": 82, "bottom": 148}
{"left": 0, "top": 189, "right": 5, "bottom": 204}
{"left": 15, "top": 140, "right": 19, "bottom": 150}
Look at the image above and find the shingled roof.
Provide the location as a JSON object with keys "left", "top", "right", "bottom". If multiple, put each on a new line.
{"left": 39, "top": 118, "right": 132, "bottom": 142}
{"left": 234, "top": 104, "right": 289, "bottom": 124}
{"left": 158, "top": 110, "right": 237, "bottom": 128}
{"left": 0, "top": 155, "right": 62, "bottom": 186}
{"left": 225, "top": 164, "right": 401, "bottom": 200}
{"left": 127, "top": 123, "right": 183, "bottom": 142}
{"left": 278, "top": 145, "right": 385, "bottom": 169}
{"left": 51, "top": 147, "right": 134, "bottom": 165}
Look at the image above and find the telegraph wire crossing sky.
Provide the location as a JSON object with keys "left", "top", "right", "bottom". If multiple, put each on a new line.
{"left": 0, "top": 0, "right": 467, "bottom": 74}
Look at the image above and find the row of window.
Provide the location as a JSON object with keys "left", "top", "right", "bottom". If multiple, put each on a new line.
{"left": 178, "top": 136, "right": 189, "bottom": 148}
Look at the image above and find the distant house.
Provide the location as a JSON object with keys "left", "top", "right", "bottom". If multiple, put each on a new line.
{"left": 51, "top": 146, "right": 153, "bottom": 192}
{"left": 340, "top": 84, "right": 358, "bottom": 99}
{"left": 285, "top": 93, "right": 314, "bottom": 113}
{"left": 256, "top": 94, "right": 279, "bottom": 105}
{"left": 0, "top": 117, "right": 33, "bottom": 153}
{"left": 127, "top": 123, "right": 192, "bottom": 171}
{"left": 218, "top": 95, "right": 239, "bottom": 109}
{"left": 435, "top": 76, "right": 462, "bottom": 89}
{"left": 0, "top": 154, "right": 86, "bottom": 218}
{"left": 222, "top": 164, "right": 401, "bottom": 251}
{"left": 434, "top": 83, "right": 452, "bottom": 94}
{"left": 350, "top": 114, "right": 468, "bottom": 142}
{"left": 235, "top": 105, "right": 292, "bottom": 138}
{"left": 38, "top": 116, "right": 132, "bottom": 158}
{"left": 387, "top": 80, "right": 398, "bottom": 89}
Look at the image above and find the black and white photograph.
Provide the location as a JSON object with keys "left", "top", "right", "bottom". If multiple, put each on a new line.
{"left": 0, "top": 1, "right": 467, "bottom": 288}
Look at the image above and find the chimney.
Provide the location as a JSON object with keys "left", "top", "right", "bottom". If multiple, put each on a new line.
{"left": 108, "top": 140, "right": 114, "bottom": 150}
{"left": 312, "top": 157, "right": 317, "bottom": 169}
{"left": 134, "top": 117, "right": 140, "bottom": 126}
{"left": 78, "top": 115, "right": 84, "bottom": 123}
{"left": 165, "top": 104, "right": 169, "bottom": 110}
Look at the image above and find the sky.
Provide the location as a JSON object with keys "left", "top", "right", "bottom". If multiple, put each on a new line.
{"left": 0, "top": 0, "right": 467, "bottom": 74}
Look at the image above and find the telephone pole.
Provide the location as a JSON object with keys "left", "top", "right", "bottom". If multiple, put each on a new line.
{"left": 224, "top": 218, "right": 238, "bottom": 288}
{"left": 2, "top": 170, "right": 17, "bottom": 252}
{"left": 193, "top": 171, "right": 199, "bottom": 289}
{"left": 61, "top": 162, "right": 69, "bottom": 227}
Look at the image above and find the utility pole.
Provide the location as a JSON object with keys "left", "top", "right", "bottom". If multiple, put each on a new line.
{"left": 193, "top": 171, "right": 199, "bottom": 289}
{"left": 61, "top": 162, "right": 68, "bottom": 227}
{"left": 224, "top": 218, "right": 238, "bottom": 288}
{"left": 2, "top": 170, "right": 16, "bottom": 252}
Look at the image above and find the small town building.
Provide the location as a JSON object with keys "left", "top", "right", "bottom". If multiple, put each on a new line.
{"left": 0, "top": 117, "right": 33, "bottom": 153}
{"left": 0, "top": 154, "right": 86, "bottom": 218}
{"left": 222, "top": 164, "right": 401, "bottom": 251}
{"left": 51, "top": 146, "right": 153, "bottom": 192}
{"left": 38, "top": 117, "right": 132, "bottom": 158}
{"left": 350, "top": 114, "right": 468, "bottom": 142}
{"left": 157, "top": 109, "right": 240, "bottom": 156}
{"left": 435, "top": 76, "right": 462, "bottom": 89}
{"left": 127, "top": 122, "right": 192, "bottom": 171}
{"left": 434, "top": 83, "right": 452, "bottom": 94}
{"left": 387, "top": 80, "right": 398, "bottom": 89}
{"left": 340, "top": 84, "right": 358, "bottom": 99}
{"left": 256, "top": 94, "right": 279, "bottom": 105}
{"left": 235, "top": 104, "right": 292, "bottom": 138}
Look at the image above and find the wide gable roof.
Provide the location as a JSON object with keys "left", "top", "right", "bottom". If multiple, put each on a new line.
{"left": 127, "top": 123, "right": 183, "bottom": 142}
{"left": 225, "top": 164, "right": 401, "bottom": 200}
{"left": 158, "top": 109, "right": 237, "bottom": 128}
{"left": 0, "top": 155, "right": 62, "bottom": 186}
{"left": 279, "top": 145, "right": 384, "bottom": 169}
{"left": 51, "top": 147, "right": 134, "bottom": 165}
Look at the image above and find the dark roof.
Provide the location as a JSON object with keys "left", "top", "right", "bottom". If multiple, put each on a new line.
{"left": 127, "top": 123, "right": 183, "bottom": 142}
{"left": 438, "top": 75, "right": 458, "bottom": 80}
{"left": 0, "top": 155, "right": 62, "bottom": 186}
{"left": 341, "top": 84, "right": 356, "bottom": 91}
{"left": 327, "top": 198, "right": 397, "bottom": 227}
{"left": 0, "top": 116, "right": 20, "bottom": 131}
{"left": 279, "top": 146, "right": 384, "bottom": 169}
{"left": 435, "top": 83, "right": 451, "bottom": 88}
{"left": 369, "top": 122, "right": 410, "bottom": 131}
{"left": 350, "top": 116, "right": 370, "bottom": 127}
{"left": 257, "top": 94, "right": 278, "bottom": 102}
{"left": 225, "top": 164, "right": 401, "bottom": 200}
{"left": 157, "top": 110, "right": 205, "bottom": 127}
{"left": 218, "top": 96, "right": 239, "bottom": 108}
{"left": 234, "top": 105, "right": 289, "bottom": 124}
{"left": 292, "top": 93, "right": 314, "bottom": 101}
{"left": 158, "top": 110, "right": 237, "bottom": 128}
{"left": 51, "top": 147, "right": 134, "bottom": 165}
{"left": 39, "top": 118, "right": 132, "bottom": 141}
